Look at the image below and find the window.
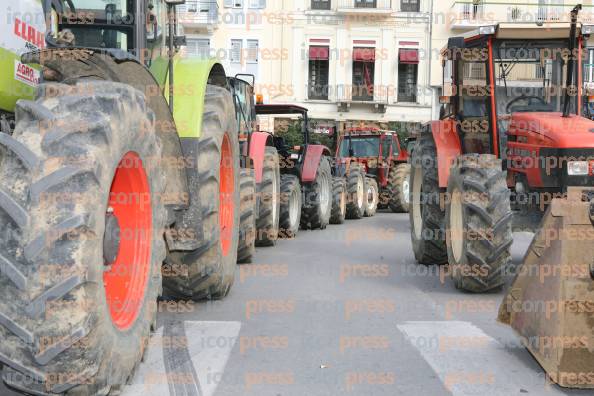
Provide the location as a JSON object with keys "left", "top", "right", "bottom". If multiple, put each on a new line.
{"left": 352, "top": 47, "right": 375, "bottom": 101}
{"left": 398, "top": 49, "right": 419, "bottom": 103}
{"left": 355, "top": 0, "right": 377, "bottom": 8}
{"left": 246, "top": 39, "right": 259, "bottom": 63}
{"left": 401, "top": 0, "right": 420, "bottom": 12}
{"left": 249, "top": 0, "right": 267, "bottom": 9}
{"left": 311, "top": 0, "right": 331, "bottom": 10}
{"left": 339, "top": 137, "right": 381, "bottom": 157}
{"left": 186, "top": 38, "right": 210, "bottom": 58}
{"left": 381, "top": 137, "right": 392, "bottom": 158}
{"left": 230, "top": 39, "right": 243, "bottom": 63}
{"left": 309, "top": 46, "right": 330, "bottom": 100}
{"left": 224, "top": 0, "right": 244, "bottom": 8}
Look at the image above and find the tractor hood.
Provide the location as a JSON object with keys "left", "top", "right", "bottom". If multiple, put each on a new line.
{"left": 510, "top": 113, "right": 594, "bottom": 148}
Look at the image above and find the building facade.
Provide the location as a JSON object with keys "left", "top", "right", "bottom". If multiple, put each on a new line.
{"left": 179, "top": 0, "right": 433, "bottom": 137}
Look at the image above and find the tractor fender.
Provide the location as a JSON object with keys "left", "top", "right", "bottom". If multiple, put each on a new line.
{"left": 429, "top": 120, "right": 462, "bottom": 188}
{"left": 302, "top": 144, "right": 332, "bottom": 183}
{"left": 167, "top": 57, "right": 227, "bottom": 140}
{"left": 249, "top": 131, "right": 274, "bottom": 184}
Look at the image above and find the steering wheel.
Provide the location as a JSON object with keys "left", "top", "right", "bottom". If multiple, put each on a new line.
{"left": 506, "top": 95, "right": 546, "bottom": 113}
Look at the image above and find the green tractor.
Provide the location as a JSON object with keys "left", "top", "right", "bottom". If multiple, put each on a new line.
{"left": 0, "top": 0, "right": 244, "bottom": 394}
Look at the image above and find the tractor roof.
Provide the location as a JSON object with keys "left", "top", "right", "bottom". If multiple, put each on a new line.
{"left": 456, "top": 22, "right": 584, "bottom": 43}
{"left": 344, "top": 128, "right": 397, "bottom": 136}
{"left": 255, "top": 104, "right": 308, "bottom": 116}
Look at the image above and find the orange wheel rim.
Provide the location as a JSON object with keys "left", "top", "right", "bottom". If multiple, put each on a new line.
{"left": 219, "top": 134, "right": 235, "bottom": 257}
{"left": 103, "top": 152, "right": 152, "bottom": 331}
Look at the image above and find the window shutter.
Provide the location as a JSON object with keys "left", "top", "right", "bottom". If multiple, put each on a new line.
{"left": 247, "top": 40, "right": 259, "bottom": 63}
{"left": 231, "top": 40, "right": 243, "bottom": 63}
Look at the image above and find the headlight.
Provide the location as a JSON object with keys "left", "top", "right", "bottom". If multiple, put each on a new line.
{"left": 568, "top": 161, "right": 589, "bottom": 176}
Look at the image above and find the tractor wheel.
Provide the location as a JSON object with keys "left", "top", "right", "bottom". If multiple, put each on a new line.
{"left": 446, "top": 154, "right": 513, "bottom": 293}
{"left": 279, "top": 174, "right": 302, "bottom": 238}
{"left": 255, "top": 147, "right": 280, "bottom": 247}
{"left": 301, "top": 156, "right": 333, "bottom": 230}
{"left": 345, "top": 163, "right": 366, "bottom": 219}
{"left": 389, "top": 163, "right": 411, "bottom": 213}
{"left": 330, "top": 177, "right": 347, "bottom": 224}
{"left": 164, "top": 85, "right": 240, "bottom": 300}
{"left": 409, "top": 133, "right": 448, "bottom": 265}
{"left": 237, "top": 168, "right": 256, "bottom": 264}
{"left": 364, "top": 177, "right": 379, "bottom": 217}
{"left": 0, "top": 81, "right": 166, "bottom": 395}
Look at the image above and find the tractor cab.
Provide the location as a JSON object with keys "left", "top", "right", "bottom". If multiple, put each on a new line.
{"left": 336, "top": 128, "right": 408, "bottom": 177}
{"left": 439, "top": 14, "right": 594, "bottom": 195}
{"left": 255, "top": 104, "right": 313, "bottom": 166}
{"left": 440, "top": 19, "right": 594, "bottom": 161}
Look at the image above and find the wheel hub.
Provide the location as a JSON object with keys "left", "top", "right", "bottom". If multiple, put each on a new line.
{"left": 103, "top": 210, "right": 121, "bottom": 265}
{"left": 103, "top": 151, "right": 152, "bottom": 331}
{"left": 403, "top": 176, "right": 410, "bottom": 205}
{"left": 450, "top": 189, "right": 464, "bottom": 263}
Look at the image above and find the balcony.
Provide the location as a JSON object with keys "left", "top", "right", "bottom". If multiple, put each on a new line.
{"left": 336, "top": 84, "right": 389, "bottom": 113}
{"left": 449, "top": 1, "right": 585, "bottom": 31}
{"left": 336, "top": 0, "right": 393, "bottom": 14}
{"left": 178, "top": 1, "right": 219, "bottom": 31}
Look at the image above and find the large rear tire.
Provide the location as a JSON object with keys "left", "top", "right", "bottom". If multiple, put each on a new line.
{"left": 255, "top": 147, "right": 280, "bottom": 247}
{"left": 364, "top": 177, "right": 379, "bottom": 217}
{"left": 409, "top": 133, "right": 448, "bottom": 265}
{"left": 301, "top": 156, "right": 333, "bottom": 230}
{"left": 389, "top": 163, "right": 411, "bottom": 213}
{"left": 345, "top": 163, "right": 366, "bottom": 220}
{"left": 279, "top": 174, "right": 302, "bottom": 238}
{"left": 446, "top": 154, "right": 512, "bottom": 292}
{"left": 164, "top": 85, "right": 240, "bottom": 300}
{"left": 237, "top": 168, "right": 256, "bottom": 264}
{"left": 330, "top": 177, "right": 347, "bottom": 224}
{"left": 0, "top": 81, "right": 166, "bottom": 395}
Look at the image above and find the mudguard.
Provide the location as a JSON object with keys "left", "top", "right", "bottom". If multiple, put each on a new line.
{"left": 249, "top": 131, "right": 274, "bottom": 184}
{"left": 429, "top": 120, "right": 462, "bottom": 188}
{"left": 301, "top": 144, "right": 332, "bottom": 183}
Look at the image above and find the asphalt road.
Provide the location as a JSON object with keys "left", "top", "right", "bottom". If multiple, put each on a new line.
{"left": 2, "top": 212, "right": 591, "bottom": 396}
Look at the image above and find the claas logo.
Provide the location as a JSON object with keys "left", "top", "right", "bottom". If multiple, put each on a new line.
{"left": 14, "top": 18, "right": 46, "bottom": 49}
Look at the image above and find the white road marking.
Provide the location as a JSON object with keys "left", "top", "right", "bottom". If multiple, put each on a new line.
{"left": 122, "top": 321, "right": 241, "bottom": 396}
{"left": 397, "top": 321, "right": 560, "bottom": 396}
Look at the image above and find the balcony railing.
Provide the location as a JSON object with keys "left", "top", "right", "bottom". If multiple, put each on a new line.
{"left": 336, "top": 0, "right": 393, "bottom": 13}
{"left": 178, "top": 1, "right": 219, "bottom": 28}
{"left": 450, "top": 1, "right": 584, "bottom": 30}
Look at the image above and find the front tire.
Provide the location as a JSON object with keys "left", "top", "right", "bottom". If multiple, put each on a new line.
{"left": 364, "top": 177, "right": 379, "bottom": 217}
{"left": 164, "top": 85, "right": 240, "bottom": 300}
{"left": 301, "top": 156, "right": 332, "bottom": 230}
{"left": 237, "top": 168, "right": 256, "bottom": 264}
{"left": 345, "top": 163, "right": 366, "bottom": 220}
{"left": 330, "top": 177, "right": 347, "bottom": 224}
{"left": 255, "top": 147, "right": 280, "bottom": 247}
{"left": 389, "top": 163, "right": 411, "bottom": 213}
{"left": 0, "top": 81, "right": 167, "bottom": 395}
{"left": 409, "top": 133, "right": 448, "bottom": 265}
{"left": 446, "top": 154, "right": 512, "bottom": 292}
{"left": 279, "top": 174, "right": 302, "bottom": 238}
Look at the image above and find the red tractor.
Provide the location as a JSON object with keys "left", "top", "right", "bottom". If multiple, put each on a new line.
{"left": 335, "top": 128, "right": 412, "bottom": 216}
{"left": 410, "top": 8, "right": 594, "bottom": 293}
{"left": 255, "top": 104, "right": 344, "bottom": 233}
{"left": 228, "top": 76, "right": 281, "bottom": 263}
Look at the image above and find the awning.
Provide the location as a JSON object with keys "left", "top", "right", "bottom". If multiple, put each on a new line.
{"left": 309, "top": 46, "right": 329, "bottom": 60}
{"left": 399, "top": 49, "right": 419, "bottom": 64}
{"left": 353, "top": 47, "right": 375, "bottom": 62}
